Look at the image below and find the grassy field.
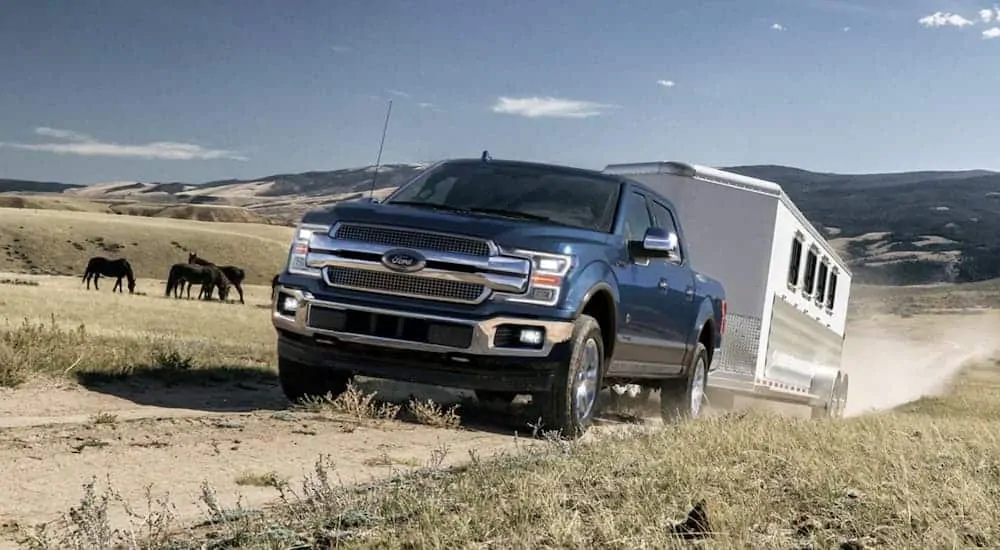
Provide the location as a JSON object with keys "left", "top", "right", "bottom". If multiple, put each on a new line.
{"left": 0, "top": 273, "right": 277, "bottom": 388}
{"left": 0, "top": 206, "right": 293, "bottom": 284}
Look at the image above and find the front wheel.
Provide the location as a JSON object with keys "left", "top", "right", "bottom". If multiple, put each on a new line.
{"left": 534, "top": 314, "right": 605, "bottom": 439}
{"left": 277, "top": 356, "right": 354, "bottom": 404}
{"left": 660, "top": 342, "right": 709, "bottom": 422}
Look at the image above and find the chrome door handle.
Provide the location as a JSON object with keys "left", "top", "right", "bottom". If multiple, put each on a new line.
{"left": 657, "top": 278, "right": 669, "bottom": 290}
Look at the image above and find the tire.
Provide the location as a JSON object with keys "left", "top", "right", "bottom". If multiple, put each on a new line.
{"left": 277, "top": 356, "right": 353, "bottom": 404}
{"left": 534, "top": 314, "right": 605, "bottom": 439}
{"left": 812, "top": 371, "right": 849, "bottom": 419}
{"left": 660, "top": 342, "right": 709, "bottom": 422}
{"left": 475, "top": 390, "right": 519, "bottom": 405}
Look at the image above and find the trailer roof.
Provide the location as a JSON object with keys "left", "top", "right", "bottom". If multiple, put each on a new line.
{"left": 602, "top": 160, "right": 852, "bottom": 277}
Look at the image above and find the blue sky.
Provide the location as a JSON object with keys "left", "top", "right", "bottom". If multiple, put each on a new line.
{"left": 1, "top": 0, "right": 998, "bottom": 185}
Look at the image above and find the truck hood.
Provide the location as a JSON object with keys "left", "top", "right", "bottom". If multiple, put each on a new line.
{"left": 303, "top": 200, "right": 612, "bottom": 253}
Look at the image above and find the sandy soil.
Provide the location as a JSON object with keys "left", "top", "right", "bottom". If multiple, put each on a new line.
{"left": 1, "top": 310, "right": 997, "bottom": 547}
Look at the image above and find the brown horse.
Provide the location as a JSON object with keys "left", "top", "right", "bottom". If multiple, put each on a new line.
{"left": 82, "top": 256, "right": 136, "bottom": 294}
{"left": 187, "top": 252, "right": 246, "bottom": 304}
{"left": 165, "top": 263, "right": 229, "bottom": 301}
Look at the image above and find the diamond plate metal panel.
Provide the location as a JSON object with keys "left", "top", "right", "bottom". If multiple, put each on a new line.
{"left": 713, "top": 313, "right": 761, "bottom": 375}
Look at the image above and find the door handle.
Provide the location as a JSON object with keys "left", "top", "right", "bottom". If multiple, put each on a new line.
{"left": 685, "top": 287, "right": 695, "bottom": 297}
{"left": 657, "top": 278, "right": 669, "bottom": 290}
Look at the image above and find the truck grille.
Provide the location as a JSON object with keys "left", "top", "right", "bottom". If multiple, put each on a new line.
{"left": 333, "top": 223, "right": 491, "bottom": 257}
{"left": 324, "top": 266, "right": 487, "bottom": 304}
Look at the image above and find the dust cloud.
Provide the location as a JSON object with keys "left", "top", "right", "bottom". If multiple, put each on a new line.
{"left": 840, "top": 310, "right": 1000, "bottom": 417}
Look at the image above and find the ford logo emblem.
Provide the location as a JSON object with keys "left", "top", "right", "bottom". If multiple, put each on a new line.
{"left": 381, "top": 248, "right": 427, "bottom": 273}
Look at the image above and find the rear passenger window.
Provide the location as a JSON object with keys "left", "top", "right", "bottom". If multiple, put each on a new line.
{"left": 787, "top": 235, "right": 804, "bottom": 287}
{"left": 826, "top": 270, "right": 838, "bottom": 310}
{"left": 803, "top": 248, "right": 818, "bottom": 296}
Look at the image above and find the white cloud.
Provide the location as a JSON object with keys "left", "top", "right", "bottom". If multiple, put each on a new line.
{"left": 491, "top": 96, "right": 618, "bottom": 119}
{"left": 417, "top": 102, "right": 444, "bottom": 112}
{"left": 843, "top": 26, "right": 852, "bottom": 31}
{"left": 331, "top": 45, "right": 351, "bottom": 52}
{"left": 656, "top": 79, "right": 676, "bottom": 88}
{"left": 387, "top": 89, "right": 410, "bottom": 98}
{"left": 918, "top": 11, "right": 974, "bottom": 27}
{"left": 979, "top": 7, "right": 1000, "bottom": 22}
{"left": 984, "top": 26, "right": 1000, "bottom": 38}
{"left": 0, "top": 127, "right": 247, "bottom": 161}
{"left": 771, "top": 23, "right": 786, "bottom": 31}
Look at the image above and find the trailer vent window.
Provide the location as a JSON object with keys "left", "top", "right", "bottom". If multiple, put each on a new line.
{"left": 803, "top": 249, "right": 818, "bottom": 297}
{"left": 826, "top": 270, "right": 838, "bottom": 311}
{"left": 787, "top": 237, "right": 804, "bottom": 288}
{"left": 815, "top": 261, "right": 829, "bottom": 306}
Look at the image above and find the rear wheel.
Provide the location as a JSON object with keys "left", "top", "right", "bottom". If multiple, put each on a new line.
{"left": 660, "top": 342, "right": 708, "bottom": 422}
{"left": 277, "top": 356, "right": 353, "bottom": 404}
{"left": 534, "top": 314, "right": 605, "bottom": 439}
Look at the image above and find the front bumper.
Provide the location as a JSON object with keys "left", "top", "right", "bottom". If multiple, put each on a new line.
{"left": 271, "top": 285, "right": 577, "bottom": 392}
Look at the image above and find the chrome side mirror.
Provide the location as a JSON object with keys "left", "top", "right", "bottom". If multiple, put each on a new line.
{"left": 641, "top": 227, "right": 681, "bottom": 261}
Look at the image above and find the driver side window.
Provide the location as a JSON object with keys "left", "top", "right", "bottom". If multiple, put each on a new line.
{"left": 621, "top": 191, "right": 652, "bottom": 242}
{"left": 650, "top": 200, "right": 684, "bottom": 263}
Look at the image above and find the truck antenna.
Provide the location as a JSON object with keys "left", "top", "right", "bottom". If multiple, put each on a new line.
{"left": 368, "top": 99, "right": 394, "bottom": 199}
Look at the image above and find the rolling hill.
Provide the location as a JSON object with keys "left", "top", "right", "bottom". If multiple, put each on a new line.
{"left": 3, "top": 161, "right": 1000, "bottom": 284}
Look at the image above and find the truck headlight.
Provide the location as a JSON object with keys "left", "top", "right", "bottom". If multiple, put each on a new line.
{"left": 286, "top": 223, "right": 330, "bottom": 278}
{"left": 498, "top": 249, "right": 573, "bottom": 306}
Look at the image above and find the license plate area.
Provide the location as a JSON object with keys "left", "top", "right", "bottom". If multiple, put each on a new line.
{"left": 306, "top": 305, "right": 474, "bottom": 349}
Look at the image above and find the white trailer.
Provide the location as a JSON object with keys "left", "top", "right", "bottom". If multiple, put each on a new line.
{"left": 602, "top": 160, "right": 851, "bottom": 419}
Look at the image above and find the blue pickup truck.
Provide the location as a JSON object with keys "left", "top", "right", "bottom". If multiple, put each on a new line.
{"left": 272, "top": 156, "right": 727, "bottom": 438}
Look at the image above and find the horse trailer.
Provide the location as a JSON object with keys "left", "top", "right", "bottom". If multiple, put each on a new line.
{"left": 602, "top": 160, "right": 851, "bottom": 419}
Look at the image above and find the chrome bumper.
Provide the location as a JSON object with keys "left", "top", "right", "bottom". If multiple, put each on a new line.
{"left": 271, "top": 286, "right": 575, "bottom": 358}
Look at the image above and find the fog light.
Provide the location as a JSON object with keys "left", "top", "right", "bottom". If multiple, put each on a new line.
{"left": 518, "top": 328, "right": 544, "bottom": 346}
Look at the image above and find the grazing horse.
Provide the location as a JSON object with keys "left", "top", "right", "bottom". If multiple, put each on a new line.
{"left": 165, "top": 263, "right": 229, "bottom": 301}
{"left": 187, "top": 253, "right": 246, "bottom": 304}
{"left": 82, "top": 256, "right": 136, "bottom": 294}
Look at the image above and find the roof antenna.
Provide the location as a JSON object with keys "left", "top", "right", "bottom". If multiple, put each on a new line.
{"left": 368, "top": 99, "right": 394, "bottom": 200}
{"left": 481, "top": 150, "right": 491, "bottom": 162}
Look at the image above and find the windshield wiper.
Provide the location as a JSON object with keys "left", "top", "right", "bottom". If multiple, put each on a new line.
{"left": 388, "top": 202, "right": 569, "bottom": 227}
{"left": 387, "top": 201, "right": 473, "bottom": 214}
{"left": 462, "top": 207, "right": 555, "bottom": 223}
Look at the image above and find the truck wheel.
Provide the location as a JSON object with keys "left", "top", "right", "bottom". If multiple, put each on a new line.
{"left": 660, "top": 342, "right": 708, "bottom": 422}
{"left": 277, "top": 356, "right": 353, "bottom": 404}
{"left": 535, "top": 314, "right": 605, "bottom": 439}
{"left": 475, "top": 390, "right": 519, "bottom": 405}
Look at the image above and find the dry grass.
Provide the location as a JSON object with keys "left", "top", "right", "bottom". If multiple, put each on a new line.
{"left": 0, "top": 274, "right": 277, "bottom": 387}
{"left": 20, "top": 359, "right": 1000, "bottom": 549}
{"left": 0, "top": 206, "right": 292, "bottom": 283}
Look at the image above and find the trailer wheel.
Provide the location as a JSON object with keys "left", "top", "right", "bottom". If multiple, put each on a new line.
{"left": 534, "top": 314, "right": 605, "bottom": 439}
{"left": 660, "top": 342, "right": 708, "bottom": 422}
{"left": 277, "top": 356, "right": 353, "bottom": 404}
{"left": 811, "top": 371, "right": 849, "bottom": 419}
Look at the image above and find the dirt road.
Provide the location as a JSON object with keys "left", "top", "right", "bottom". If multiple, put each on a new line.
{"left": 1, "top": 310, "right": 995, "bottom": 547}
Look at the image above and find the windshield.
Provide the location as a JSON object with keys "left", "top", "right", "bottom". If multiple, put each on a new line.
{"left": 385, "top": 162, "right": 622, "bottom": 232}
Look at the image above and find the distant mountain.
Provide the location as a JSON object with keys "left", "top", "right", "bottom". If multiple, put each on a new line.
{"left": 3, "top": 161, "right": 1000, "bottom": 284}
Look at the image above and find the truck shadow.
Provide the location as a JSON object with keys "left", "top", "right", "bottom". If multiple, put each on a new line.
{"left": 74, "top": 365, "right": 290, "bottom": 413}
{"left": 354, "top": 378, "right": 658, "bottom": 437}
{"left": 73, "top": 369, "right": 656, "bottom": 435}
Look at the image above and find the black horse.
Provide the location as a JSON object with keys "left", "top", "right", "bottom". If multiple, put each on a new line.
{"left": 188, "top": 253, "right": 246, "bottom": 304}
{"left": 82, "top": 256, "right": 136, "bottom": 294}
{"left": 165, "top": 263, "right": 229, "bottom": 301}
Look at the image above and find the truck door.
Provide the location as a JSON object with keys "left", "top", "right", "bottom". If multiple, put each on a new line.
{"left": 612, "top": 191, "right": 683, "bottom": 370}
{"left": 648, "top": 199, "right": 696, "bottom": 366}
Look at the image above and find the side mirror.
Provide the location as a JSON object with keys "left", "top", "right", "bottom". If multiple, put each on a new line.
{"left": 633, "top": 227, "right": 681, "bottom": 261}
